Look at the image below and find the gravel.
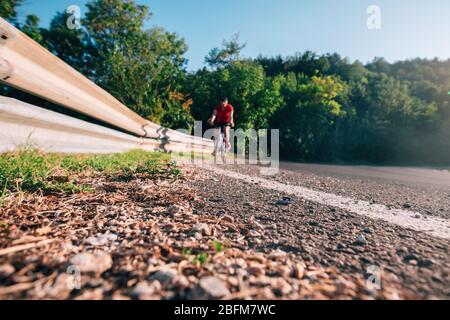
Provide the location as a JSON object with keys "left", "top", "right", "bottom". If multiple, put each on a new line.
{"left": 0, "top": 164, "right": 448, "bottom": 299}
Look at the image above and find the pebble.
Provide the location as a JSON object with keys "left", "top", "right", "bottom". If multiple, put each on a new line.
{"left": 403, "top": 254, "right": 418, "bottom": 263}
{"left": 166, "top": 205, "right": 183, "bottom": 216}
{"left": 221, "top": 215, "right": 235, "bottom": 223}
{"left": 247, "top": 266, "right": 265, "bottom": 277}
{"left": 85, "top": 233, "right": 118, "bottom": 246}
{"left": 396, "top": 246, "right": 408, "bottom": 254}
{"left": 149, "top": 268, "right": 177, "bottom": 286}
{"left": 268, "top": 250, "right": 287, "bottom": 261}
{"left": 0, "top": 264, "right": 15, "bottom": 278}
{"left": 44, "top": 274, "right": 73, "bottom": 299}
{"left": 355, "top": 235, "right": 367, "bottom": 245}
{"left": 408, "top": 259, "right": 418, "bottom": 266}
{"left": 419, "top": 259, "right": 434, "bottom": 268}
{"left": 167, "top": 253, "right": 185, "bottom": 263}
{"left": 190, "top": 276, "right": 230, "bottom": 300}
{"left": 248, "top": 230, "right": 261, "bottom": 238}
{"left": 69, "top": 252, "right": 112, "bottom": 274}
{"left": 131, "top": 281, "right": 161, "bottom": 299}
{"left": 293, "top": 263, "right": 305, "bottom": 279}
{"left": 275, "top": 197, "right": 291, "bottom": 206}
{"left": 192, "top": 223, "right": 212, "bottom": 236}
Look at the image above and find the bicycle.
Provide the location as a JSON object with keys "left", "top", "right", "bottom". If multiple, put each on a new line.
{"left": 211, "top": 123, "right": 232, "bottom": 164}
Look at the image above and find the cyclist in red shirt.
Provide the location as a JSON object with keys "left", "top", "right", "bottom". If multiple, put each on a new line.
{"left": 208, "top": 97, "right": 235, "bottom": 154}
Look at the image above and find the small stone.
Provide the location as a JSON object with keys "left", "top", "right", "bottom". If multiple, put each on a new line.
{"left": 190, "top": 276, "right": 230, "bottom": 300}
{"left": 69, "top": 252, "right": 112, "bottom": 274}
{"left": 409, "top": 259, "right": 418, "bottom": 266}
{"left": 268, "top": 250, "right": 287, "bottom": 261}
{"left": 149, "top": 268, "right": 177, "bottom": 286}
{"left": 355, "top": 235, "right": 367, "bottom": 245}
{"left": 414, "top": 214, "right": 422, "bottom": 219}
{"left": 396, "top": 246, "right": 408, "bottom": 255}
{"left": 167, "top": 253, "right": 185, "bottom": 263}
{"left": 174, "top": 275, "right": 190, "bottom": 289}
{"left": 0, "top": 264, "right": 15, "bottom": 278}
{"left": 403, "top": 254, "right": 418, "bottom": 263}
{"left": 272, "top": 265, "right": 291, "bottom": 278}
{"left": 166, "top": 205, "right": 183, "bottom": 216}
{"left": 275, "top": 197, "right": 291, "bottom": 206}
{"left": 293, "top": 263, "right": 305, "bottom": 279}
{"left": 419, "top": 259, "right": 434, "bottom": 268}
{"left": 272, "top": 279, "right": 292, "bottom": 296}
{"left": 131, "top": 281, "right": 161, "bottom": 300}
{"left": 44, "top": 274, "right": 73, "bottom": 299}
{"left": 192, "top": 223, "right": 211, "bottom": 236}
{"left": 248, "top": 266, "right": 264, "bottom": 277}
{"left": 221, "top": 215, "right": 235, "bottom": 223}
{"left": 248, "top": 230, "right": 261, "bottom": 238}
{"left": 85, "top": 233, "right": 118, "bottom": 246}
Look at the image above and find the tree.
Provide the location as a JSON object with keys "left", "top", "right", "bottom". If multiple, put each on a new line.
{"left": 84, "top": 0, "right": 192, "bottom": 128}
{"left": 270, "top": 73, "right": 348, "bottom": 161}
{"left": 205, "top": 34, "right": 246, "bottom": 68}
{"left": 41, "top": 12, "right": 93, "bottom": 77}
{"left": 0, "top": 0, "right": 23, "bottom": 24}
{"left": 21, "top": 14, "right": 42, "bottom": 43}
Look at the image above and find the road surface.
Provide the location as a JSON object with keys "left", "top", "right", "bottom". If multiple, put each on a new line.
{"left": 280, "top": 162, "right": 450, "bottom": 188}
{"left": 194, "top": 162, "right": 450, "bottom": 298}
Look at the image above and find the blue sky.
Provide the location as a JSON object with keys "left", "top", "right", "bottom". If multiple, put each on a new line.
{"left": 17, "top": 0, "right": 450, "bottom": 70}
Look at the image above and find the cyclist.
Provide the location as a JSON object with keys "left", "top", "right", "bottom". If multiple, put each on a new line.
{"left": 208, "top": 97, "right": 234, "bottom": 156}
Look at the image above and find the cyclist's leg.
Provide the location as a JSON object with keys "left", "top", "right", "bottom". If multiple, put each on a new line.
{"left": 212, "top": 127, "right": 220, "bottom": 156}
{"left": 224, "top": 125, "right": 231, "bottom": 151}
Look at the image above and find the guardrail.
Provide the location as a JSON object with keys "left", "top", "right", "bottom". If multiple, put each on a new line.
{"left": 0, "top": 96, "right": 207, "bottom": 154}
{"left": 0, "top": 18, "right": 212, "bottom": 153}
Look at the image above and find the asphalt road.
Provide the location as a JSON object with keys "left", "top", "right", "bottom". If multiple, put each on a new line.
{"left": 195, "top": 164, "right": 450, "bottom": 299}
{"left": 280, "top": 162, "right": 450, "bottom": 188}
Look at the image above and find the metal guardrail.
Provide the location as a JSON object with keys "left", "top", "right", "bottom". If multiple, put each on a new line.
{"left": 0, "top": 96, "right": 207, "bottom": 154}
{"left": 0, "top": 18, "right": 212, "bottom": 153}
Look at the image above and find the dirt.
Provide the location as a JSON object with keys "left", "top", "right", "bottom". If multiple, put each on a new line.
{"left": 0, "top": 164, "right": 448, "bottom": 300}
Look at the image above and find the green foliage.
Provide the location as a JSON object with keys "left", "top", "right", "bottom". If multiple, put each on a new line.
{"left": 4, "top": 1, "right": 450, "bottom": 165}
{"left": 181, "top": 249, "right": 210, "bottom": 265}
{"left": 193, "top": 252, "right": 209, "bottom": 265}
{"left": 0, "top": 0, "right": 24, "bottom": 23}
{"left": 205, "top": 33, "right": 246, "bottom": 68}
{"left": 41, "top": 12, "right": 94, "bottom": 77}
{"left": 211, "top": 240, "right": 226, "bottom": 253}
{"left": 83, "top": 0, "right": 191, "bottom": 128}
{"left": 0, "top": 150, "right": 174, "bottom": 201}
{"left": 187, "top": 60, "right": 284, "bottom": 130}
{"left": 21, "top": 15, "right": 42, "bottom": 42}
{"left": 189, "top": 42, "right": 450, "bottom": 164}
{"left": 271, "top": 73, "right": 348, "bottom": 161}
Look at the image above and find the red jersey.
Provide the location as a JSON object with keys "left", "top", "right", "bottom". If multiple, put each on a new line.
{"left": 215, "top": 104, "right": 234, "bottom": 123}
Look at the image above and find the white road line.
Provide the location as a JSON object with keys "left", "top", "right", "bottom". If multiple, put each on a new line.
{"left": 205, "top": 166, "right": 450, "bottom": 240}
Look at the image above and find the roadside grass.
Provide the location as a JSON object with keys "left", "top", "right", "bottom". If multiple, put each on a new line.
{"left": 0, "top": 149, "right": 177, "bottom": 202}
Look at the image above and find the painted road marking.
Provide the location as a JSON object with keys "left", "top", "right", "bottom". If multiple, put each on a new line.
{"left": 205, "top": 166, "right": 450, "bottom": 240}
